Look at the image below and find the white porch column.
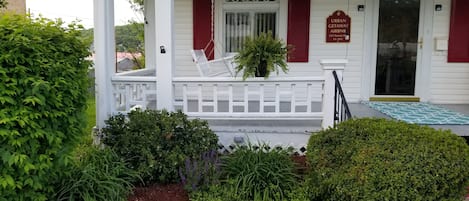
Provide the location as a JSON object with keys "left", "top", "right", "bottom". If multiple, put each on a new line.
{"left": 94, "top": 0, "right": 116, "bottom": 129}
{"left": 320, "top": 59, "right": 347, "bottom": 129}
{"left": 144, "top": 0, "right": 156, "bottom": 69}
{"left": 155, "top": 0, "right": 175, "bottom": 110}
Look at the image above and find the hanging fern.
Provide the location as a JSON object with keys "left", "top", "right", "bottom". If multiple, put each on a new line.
{"left": 234, "top": 32, "right": 290, "bottom": 80}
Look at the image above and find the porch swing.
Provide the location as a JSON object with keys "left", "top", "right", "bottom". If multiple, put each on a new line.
{"left": 191, "top": 0, "right": 236, "bottom": 77}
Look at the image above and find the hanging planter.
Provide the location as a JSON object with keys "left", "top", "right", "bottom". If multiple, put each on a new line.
{"left": 234, "top": 32, "right": 290, "bottom": 80}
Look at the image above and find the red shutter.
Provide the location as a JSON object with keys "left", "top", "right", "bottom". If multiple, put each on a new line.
{"left": 448, "top": 0, "right": 469, "bottom": 62}
{"left": 287, "top": 0, "right": 310, "bottom": 62}
{"left": 193, "top": 0, "right": 214, "bottom": 60}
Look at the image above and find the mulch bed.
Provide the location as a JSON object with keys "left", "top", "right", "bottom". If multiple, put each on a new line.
{"left": 291, "top": 155, "right": 308, "bottom": 176}
{"left": 127, "top": 155, "right": 308, "bottom": 201}
{"left": 128, "top": 183, "right": 189, "bottom": 201}
{"left": 127, "top": 156, "right": 469, "bottom": 200}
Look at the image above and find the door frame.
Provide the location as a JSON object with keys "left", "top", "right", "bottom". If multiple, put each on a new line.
{"left": 361, "top": 0, "right": 433, "bottom": 101}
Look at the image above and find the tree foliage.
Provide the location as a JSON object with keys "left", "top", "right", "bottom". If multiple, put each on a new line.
{"left": 81, "top": 25, "right": 144, "bottom": 52}
{"left": 0, "top": 0, "right": 6, "bottom": 9}
{"left": 128, "top": 0, "right": 144, "bottom": 12}
{"left": 115, "top": 23, "right": 144, "bottom": 53}
{"left": 0, "top": 14, "right": 91, "bottom": 200}
{"left": 81, "top": 22, "right": 145, "bottom": 69}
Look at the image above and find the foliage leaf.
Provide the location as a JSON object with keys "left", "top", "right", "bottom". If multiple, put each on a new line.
{"left": 306, "top": 118, "right": 469, "bottom": 201}
{"left": 0, "top": 13, "right": 90, "bottom": 200}
{"left": 234, "top": 32, "right": 290, "bottom": 80}
{"left": 102, "top": 109, "right": 219, "bottom": 184}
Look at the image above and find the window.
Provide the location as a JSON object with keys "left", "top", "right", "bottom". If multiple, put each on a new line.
{"left": 223, "top": 0, "right": 279, "bottom": 53}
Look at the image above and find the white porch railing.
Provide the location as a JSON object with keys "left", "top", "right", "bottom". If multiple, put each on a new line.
{"left": 111, "top": 72, "right": 157, "bottom": 113}
{"left": 172, "top": 77, "right": 324, "bottom": 120}
{"left": 116, "top": 68, "right": 156, "bottom": 76}
{"left": 109, "top": 61, "right": 346, "bottom": 128}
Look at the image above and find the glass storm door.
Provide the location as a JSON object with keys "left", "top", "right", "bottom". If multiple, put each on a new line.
{"left": 375, "top": 0, "right": 421, "bottom": 95}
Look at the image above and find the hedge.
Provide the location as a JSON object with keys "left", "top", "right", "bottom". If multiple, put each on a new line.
{"left": 0, "top": 14, "right": 91, "bottom": 200}
{"left": 307, "top": 118, "right": 469, "bottom": 201}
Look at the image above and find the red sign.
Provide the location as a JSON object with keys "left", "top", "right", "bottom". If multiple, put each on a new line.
{"left": 326, "top": 10, "right": 351, "bottom": 43}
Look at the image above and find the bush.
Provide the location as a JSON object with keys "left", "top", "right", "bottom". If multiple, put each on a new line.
{"left": 0, "top": 14, "right": 91, "bottom": 200}
{"left": 189, "top": 182, "right": 244, "bottom": 201}
{"left": 220, "top": 143, "right": 299, "bottom": 200}
{"left": 102, "top": 109, "right": 218, "bottom": 184}
{"left": 287, "top": 182, "right": 311, "bottom": 201}
{"left": 54, "top": 147, "right": 139, "bottom": 201}
{"left": 307, "top": 118, "right": 469, "bottom": 201}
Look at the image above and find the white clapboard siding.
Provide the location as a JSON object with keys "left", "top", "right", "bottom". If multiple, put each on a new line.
{"left": 173, "top": 0, "right": 469, "bottom": 104}
{"left": 173, "top": 0, "right": 364, "bottom": 102}
{"left": 430, "top": 0, "right": 469, "bottom": 104}
{"left": 308, "top": 0, "right": 365, "bottom": 103}
{"left": 174, "top": 0, "right": 199, "bottom": 77}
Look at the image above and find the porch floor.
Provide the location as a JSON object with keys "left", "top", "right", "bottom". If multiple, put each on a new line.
{"left": 145, "top": 101, "right": 469, "bottom": 136}
{"left": 141, "top": 101, "right": 468, "bottom": 151}
{"left": 199, "top": 103, "right": 469, "bottom": 152}
{"left": 353, "top": 103, "right": 469, "bottom": 136}
{"left": 204, "top": 103, "right": 469, "bottom": 136}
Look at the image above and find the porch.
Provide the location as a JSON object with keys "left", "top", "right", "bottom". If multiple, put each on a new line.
{"left": 109, "top": 66, "right": 469, "bottom": 152}
{"left": 108, "top": 60, "right": 349, "bottom": 152}
{"left": 93, "top": 0, "right": 469, "bottom": 152}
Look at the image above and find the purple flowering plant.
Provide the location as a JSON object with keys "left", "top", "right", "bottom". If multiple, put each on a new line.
{"left": 179, "top": 150, "right": 221, "bottom": 192}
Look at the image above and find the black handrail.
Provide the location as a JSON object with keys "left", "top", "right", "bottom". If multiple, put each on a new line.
{"left": 332, "top": 71, "right": 352, "bottom": 126}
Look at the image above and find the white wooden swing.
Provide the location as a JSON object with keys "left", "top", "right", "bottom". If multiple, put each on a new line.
{"left": 190, "top": 0, "right": 236, "bottom": 77}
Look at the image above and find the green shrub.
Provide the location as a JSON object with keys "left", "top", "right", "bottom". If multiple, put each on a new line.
{"left": 306, "top": 118, "right": 469, "bottom": 201}
{"left": 287, "top": 182, "right": 311, "bottom": 201}
{"left": 0, "top": 14, "right": 91, "bottom": 200}
{"left": 220, "top": 143, "right": 298, "bottom": 201}
{"left": 190, "top": 182, "right": 311, "bottom": 201}
{"left": 102, "top": 109, "right": 218, "bottom": 184}
{"left": 189, "top": 182, "right": 244, "bottom": 201}
{"left": 54, "top": 147, "right": 139, "bottom": 201}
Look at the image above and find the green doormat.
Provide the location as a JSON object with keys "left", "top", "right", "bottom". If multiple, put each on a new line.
{"left": 365, "top": 102, "right": 469, "bottom": 125}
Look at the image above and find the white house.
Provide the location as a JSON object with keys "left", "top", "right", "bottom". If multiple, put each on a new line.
{"left": 93, "top": 0, "right": 469, "bottom": 149}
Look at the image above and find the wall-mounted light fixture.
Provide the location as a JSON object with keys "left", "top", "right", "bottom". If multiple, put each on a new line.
{"left": 357, "top": 5, "right": 365, "bottom": 12}
{"left": 435, "top": 4, "right": 442, "bottom": 11}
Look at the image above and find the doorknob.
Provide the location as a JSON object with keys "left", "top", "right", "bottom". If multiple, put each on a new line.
{"left": 418, "top": 38, "right": 423, "bottom": 49}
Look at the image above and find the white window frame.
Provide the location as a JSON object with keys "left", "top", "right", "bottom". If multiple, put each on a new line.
{"left": 214, "top": 0, "right": 287, "bottom": 58}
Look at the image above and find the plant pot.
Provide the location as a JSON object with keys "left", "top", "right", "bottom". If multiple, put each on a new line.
{"left": 255, "top": 60, "right": 268, "bottom": 77}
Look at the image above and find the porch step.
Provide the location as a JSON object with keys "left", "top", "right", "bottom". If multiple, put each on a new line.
{"left": 207, "top": 119, "right": 321, "bottom": 134}
{"left": 369, "top": 96, "right": 420, "bottom": 102}
{"left": 207, "top": 119, "right": 321, "bottom": 155}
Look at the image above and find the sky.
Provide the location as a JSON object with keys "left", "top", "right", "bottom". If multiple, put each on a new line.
{"left": 26, "top": 0, "right": 143, "bottom": 29}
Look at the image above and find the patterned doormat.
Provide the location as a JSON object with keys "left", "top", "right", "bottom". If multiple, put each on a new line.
{"left": 365, "top": 102, "right": 469, "bottom": 125}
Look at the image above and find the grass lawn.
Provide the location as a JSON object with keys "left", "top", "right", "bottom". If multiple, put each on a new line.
{"left": 85, "top": 96, "right": 96, "bottom": 133}
{"left": 82, "top": 96, "right": 96, "bottom": 143}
